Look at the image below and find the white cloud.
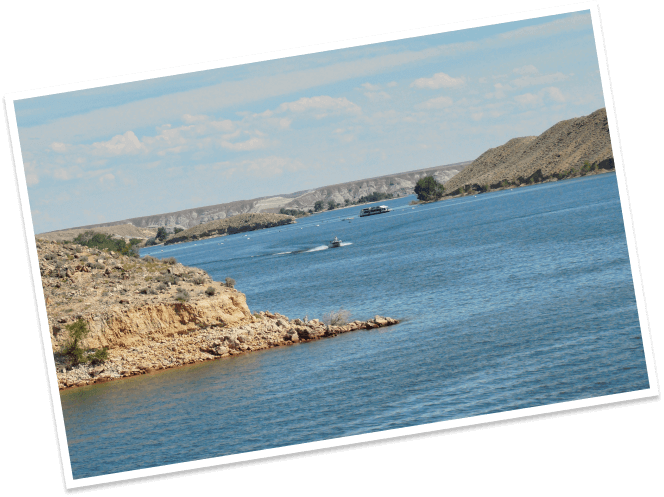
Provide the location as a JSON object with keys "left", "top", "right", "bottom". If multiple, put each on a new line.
{"left": 411, "top": 72, "right": 465, "bottom": 89}
{"left": 416, "top": 96, "right": 454, "bottom": 109}
{"left": 514, "top": 93, "right": 541, "bottom": 106}
{"left": 53, "top": 167, "right": 74, "bottom": 180}
{"left": 277, "top": 95, "right": 362, "bottom": 118}
{"left": 386, "top": 81, "right": 398, "bottom": 87}
{"left": 92, "top": 130, "right": 146, "bottom": 156}
{"left": 220, "top": 136, "right": 270, "bottom": 151}
{"left": 514, "top": 86, "right": 566, "bottom": 106}
{"left": 50, "top": 142, "right": 68, "bottom": 153}
{"left": 182, "top": 114, "right": 209, "bottom": 124}
{"left": 24, "top": 160, "right": 39, "bottom": 185}
{"left": 513, "top": 65, "right": 539, "bottom": 76}
{"left": 542, "top": 86, "right": 566, "bottom": 102}
{"left": 99, "top": 173, "right": 115, "bottom": 183}
{"left": 511, "top": 72, "right": 570, "bottom": 88}
{"left": 364, "top": 91, "right": 391, "bottom": 102}
{"left": 361, "top": 82, "right": 382, "bottom": 91}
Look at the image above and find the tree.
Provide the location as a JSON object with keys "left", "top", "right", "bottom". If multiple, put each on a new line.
{"left": 174, "top": 227, "right": 184, "bottom": 234}
{"left": 414, "top": 176, "right": 445, "bottom": 202}
{"left": 156, "top": 227, "right": 168, "bottom": 241}
{"left": 314, "top": 200, "right": 325, "bottom": 212}
{"left": 60, "top": 319, "right": 108, "bottom": 366}
{"left": 327, "top": 200, "right": 336, "bottom": 210}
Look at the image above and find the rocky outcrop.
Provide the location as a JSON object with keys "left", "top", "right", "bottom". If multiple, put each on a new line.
{"left": 55, "top": 312, "right": 399, "bottom": 390}
{"left": 37, "top": 240, "right": 400, "bottom": 390}
{"left": 443, "top": 108, "right": 614, "bottom": 195}
{"left": 164, "top": 213, "right": 296, "bottom": 245}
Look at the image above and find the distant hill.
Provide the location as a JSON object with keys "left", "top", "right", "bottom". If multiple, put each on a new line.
{"left": 39, "top": 161, "right": 470, "bottom": 235}
{"left": 164, "top": 213, "right": 296, "bottom": 245}
{"left": 443, "top": 108, "right": 614, "bottom": 195}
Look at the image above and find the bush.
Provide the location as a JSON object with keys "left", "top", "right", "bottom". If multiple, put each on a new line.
{"left": 205, "top": 286, "right": 216, "bottom": 296}
{"left": 175, "top": 289, "right": 190, "bottom": 302}
{"left": 60, "top": 319, "right": 108, "bottom": 366}
{"left": 156, "top": 283, "right": 168, "bottom": 292}
{"left": 279, "top": 208, "right": 308, "bottom": 217}
{"left": 314, "top": 200, "right": 325, "bottom": 212}
{"left": 161, "top": 257, "right": 177, "bottom": 265}
{"left": 192, "top": 275, "right": 205, "bottom": 285}
{"left": 143, "top": 255, "right": 158, "bottom": 263}
{"left": 44, "top": 253, "right": 55, "bottom": 261}
{"left": 327, "top": 200, "right": 337, "bottom": 210}
{"left": 414, "top": 176, "right": 445, "bottom": 201}
{"left": 356, "top": 191, "right": 394, "bottom": 204}
{"left": 72, "top": 231, "right": 142, "bottom": 255}
{"left": 174, "top": 227, "right": 184, "bottom": 234}
{"left": 225, "top": 277, "right": 235, "bottom": 289}
{"left": 322, "top": 309, "right": 351, "bottom": 327}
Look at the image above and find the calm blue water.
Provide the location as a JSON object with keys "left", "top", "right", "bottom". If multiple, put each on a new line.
{"left": 61, "top": 172, "right": 649, "bottom": 479}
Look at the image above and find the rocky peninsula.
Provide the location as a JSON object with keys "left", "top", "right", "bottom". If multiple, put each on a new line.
{"left": 37, "top": 240, "right": 398, "bottom": 390}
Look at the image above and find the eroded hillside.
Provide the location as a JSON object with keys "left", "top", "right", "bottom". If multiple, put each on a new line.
{"left": 443, "top": 108, "right": 614, "bottom": 194}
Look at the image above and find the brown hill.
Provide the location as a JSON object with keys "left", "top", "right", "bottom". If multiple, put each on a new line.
{"left": 443, "top": 108, "right": 614, "bottom": 194}
{"left": 164, "top": 212, "right": 296, "bottom": 245}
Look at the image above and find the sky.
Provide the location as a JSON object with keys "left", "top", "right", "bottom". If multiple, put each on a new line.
{"left": 14, "top": 10, "right": 605, "bottom": 234}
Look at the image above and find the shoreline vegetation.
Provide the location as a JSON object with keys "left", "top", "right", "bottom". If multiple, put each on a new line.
{"left": 411, "top": 159, "right": 615, "bottom": 205}
{"left": 36, "top": 240, "right": 398, "bottom": 390}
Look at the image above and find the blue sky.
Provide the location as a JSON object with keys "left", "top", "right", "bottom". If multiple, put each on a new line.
{"left": 15, "top": 10, "right": 605, "bottom": 234}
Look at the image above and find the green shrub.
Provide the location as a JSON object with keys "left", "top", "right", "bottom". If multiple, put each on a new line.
{"left": 225, "top": 277, "right": 235, "bottom": 289}
{"left": 205, "top": 286, "right": 216, "bottom": 296}
{"left": 161, "top": 257, "right": 177, "bottom": 265}
{"left": 59, "top": 319, "right": 108, "bottom": 366}
{"left": 314, "top": 200, "right": 325, "bottom": 212}
{"left": 192, "top": 276, "right": 205, "bottom": 285}
{"left": 327, "top": 200, "right": 337, "bottom": 210}
{"left": 156, "top": 283, "right": 168, "bottom": 292}
{"left": 174, "top": 227, "right": 184, "bottom": 234}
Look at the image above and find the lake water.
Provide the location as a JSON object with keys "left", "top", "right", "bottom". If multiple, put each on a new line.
{"left": 60, "top": 172, "right": 649, "bottom": 479}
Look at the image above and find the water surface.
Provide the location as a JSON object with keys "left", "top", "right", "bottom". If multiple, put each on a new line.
{"left": 61, "top": 172, "right": 649, "bottom": 479}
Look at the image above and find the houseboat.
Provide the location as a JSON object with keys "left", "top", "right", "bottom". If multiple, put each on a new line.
{"left": 359, "top": 205, "right": 391, "bottom": 217}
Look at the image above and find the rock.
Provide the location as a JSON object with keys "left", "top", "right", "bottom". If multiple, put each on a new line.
{"left": 291, "top": 333, "right": 299, "bottom": 343}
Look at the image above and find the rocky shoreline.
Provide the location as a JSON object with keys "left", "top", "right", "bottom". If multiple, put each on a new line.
{"left": 56, "top": 313, "right": 399, "bottom": 390}
{"left": 35, "top": 239, "right": 399, "bottom": 391}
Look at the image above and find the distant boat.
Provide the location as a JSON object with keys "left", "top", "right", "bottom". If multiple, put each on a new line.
{"left": 328, "top": 236, "right": 342, "bottom": 248}
{"left": 360, "top": 205, "right": 391, "bottom": 217}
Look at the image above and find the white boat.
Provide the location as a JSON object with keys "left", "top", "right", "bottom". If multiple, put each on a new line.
{"left": 328, "top": 236, "right": 342, "bottom": 248}
{"left": 359, "top": 205, "right": 391, "bottom": 217}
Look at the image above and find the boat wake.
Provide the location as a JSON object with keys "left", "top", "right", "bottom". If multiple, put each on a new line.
{"left": 306, "top": 245, "right": 329, "bottom": 252}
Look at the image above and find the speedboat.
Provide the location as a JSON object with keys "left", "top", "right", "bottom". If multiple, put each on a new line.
{"left": 328, "top": 236, "right": 342, "bottom": 248}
